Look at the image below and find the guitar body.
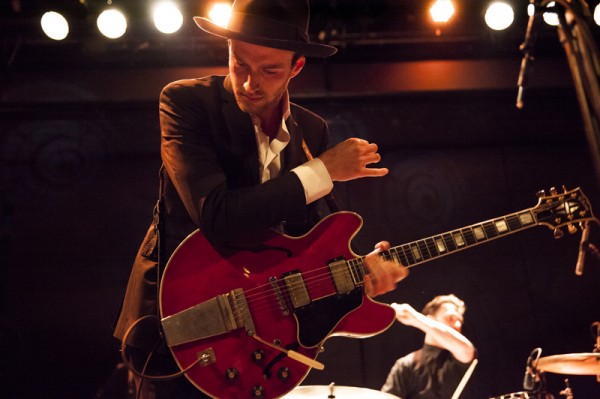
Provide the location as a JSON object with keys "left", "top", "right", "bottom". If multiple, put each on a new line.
{"left": 159, "top": 212, "right": 396, "bottom": 399}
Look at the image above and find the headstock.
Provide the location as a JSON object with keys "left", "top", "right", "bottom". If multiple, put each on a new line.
{"left": 532, "top": 186, "right": 596, "bottom": 237}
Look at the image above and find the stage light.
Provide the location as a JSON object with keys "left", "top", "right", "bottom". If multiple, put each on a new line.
{"left": 529, "top": 1, "right": 559, "bottom": 26}
{"left": 208, "top": 2, "right": 232, "bottom": 28}
{"left": 429, "top": 0, "right": 455, "bottom": 24}
{"left": 484, "top": 2, "right": 514, "bottom": 31}
{"left": 153, "top": 1, "right": 183, "bottom": 34}
{"left": 593, "top": 4, "right": 600, "bottom": 26}
{"left": 41, "top": 11, "right": 69, "bottom": 41}
{"left": 97, "top": 8, "right": 127, "bottom": 39}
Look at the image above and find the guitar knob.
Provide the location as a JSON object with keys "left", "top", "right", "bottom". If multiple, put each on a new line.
{"left": 225, "top": 368, "right": 239, "bottom": 383}
{"left": 251, "top": 349, "right": 265, "bottom": 364}
{"left": 568, "top": 223, "right": 577, "bottom": 234}
{"left": 536, "top": 190, "right": 546, "bottom": 198}
{"left": 550, "top": 187, "right": 558, "bottom": 195}
{"left": 251, "top": 385, "right": 265, "bottom": 398}
{"left": 553, "top": 228, "right": 564, "bottom": 239}
{"left": 277, "top": 367, "right": 290, "bottom": 381}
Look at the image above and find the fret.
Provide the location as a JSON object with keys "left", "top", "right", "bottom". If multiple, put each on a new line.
{"left": 348, "top": 259, "right": 363, "bottom": 284}
{"left": 392, "top": 247, "right": 409, "bottom": 266}
{"left": 417, "top": 240, "right": 432, "bottom": 260}
{"left": 380, "top": 250, "right": 393, "bottom": 263}
{"left": 442, "top": 233, "right": 457, "bottom": 251}
{"left": 506, "top": 214, "right": 522, "bottom": 231}
{"left": 483, "top": 221, "right": 498, "bottom": 238}
{"left": 425, "top": 237, "right": 439, "bottom": 257}
{"left": 402, "top": 244, "right": 416, "bottom": 265}
{"left": 461, "top": 227, "right": 477, "bottom": 245}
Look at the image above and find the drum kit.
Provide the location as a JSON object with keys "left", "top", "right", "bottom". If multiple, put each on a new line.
{"left": 490, "top": 326, "right": 600, "bottom": 399}
{"left": 285, "top": 345, "right": 599, "bottom": 399}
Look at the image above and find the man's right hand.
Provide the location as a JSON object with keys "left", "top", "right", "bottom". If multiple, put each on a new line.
{"left": 318, "top": 138, "right": 389, "bottom": 182}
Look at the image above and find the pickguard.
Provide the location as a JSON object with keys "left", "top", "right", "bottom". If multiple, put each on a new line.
{"left": 294, "top": 287, "right": 364, "bottom": 348}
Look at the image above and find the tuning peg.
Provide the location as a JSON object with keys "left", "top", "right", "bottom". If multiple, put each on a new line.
{"left": 550, "top": 187, "right": 558, "bottom": 195}
{"left": 567, "top": 223, "right": 577, "bottom": 234}
{"left": 554, "top": 228, "right": 564, "bottom": 239}
{"left": 562, "top": 185, "right": 568, "bottom": 193}
{"left": 536, "top": 190, "right": 546, "bottom": 198}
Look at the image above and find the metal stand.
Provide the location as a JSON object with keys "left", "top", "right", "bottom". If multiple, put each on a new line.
{"left": 521, "top": 0, "right": 600, "bottom": 187}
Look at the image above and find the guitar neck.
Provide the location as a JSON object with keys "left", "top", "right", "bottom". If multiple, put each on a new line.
{"left": 347, "top": 207, "right": 539, "bottom": 284}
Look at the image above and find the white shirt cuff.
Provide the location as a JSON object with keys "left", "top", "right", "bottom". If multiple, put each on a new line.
{"left": 292, "top": 158, "right": 334, "bottom": 204}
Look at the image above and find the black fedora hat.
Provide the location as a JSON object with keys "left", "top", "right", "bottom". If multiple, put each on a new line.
{"left": 194, "top": 0, "right": 337, "bottom": 58}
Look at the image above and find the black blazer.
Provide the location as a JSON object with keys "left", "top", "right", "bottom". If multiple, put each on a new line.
{"left": 114, "top": 75, "right": 332, "bottom": 344}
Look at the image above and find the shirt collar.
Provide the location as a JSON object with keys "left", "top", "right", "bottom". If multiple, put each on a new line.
{"left": 250, "top": 91, "right": 291, "bottom": 143}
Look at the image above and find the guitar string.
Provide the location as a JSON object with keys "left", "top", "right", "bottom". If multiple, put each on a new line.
{"left": 225, "top": 257, "right": 417, "bottom": 321}
{"left": 224, "top": 219, "right": 522, "bottom": 320}
{"left": 169, "top": 198, "right": 587, "bottom": 335}
{"left": 226, "top": 262, "right": 369, "bottom": 318}
{"left": 214, "top": 223, "right": 497, "bottom": 320}
{"left": 229, "top": 210, "right": 533, "bottom": 308}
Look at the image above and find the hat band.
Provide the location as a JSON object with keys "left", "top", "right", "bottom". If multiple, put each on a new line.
{"left": 227, "top": 12, "right": 309, "bottom": 44}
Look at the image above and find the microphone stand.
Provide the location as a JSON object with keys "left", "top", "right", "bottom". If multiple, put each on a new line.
{"left": 516, "top": 0, "right": 542, "bottom": 110}
{"left": 574, "top": 219, "right": 600, "bottom": 275}
{"left": 553, "top": 0, "right": 600, "bottom": 188}
{"left": 518, "top": 0, "right": 600, "bottom": 188}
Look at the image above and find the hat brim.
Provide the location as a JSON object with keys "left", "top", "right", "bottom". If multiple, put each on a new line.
{"left": 194, "top": 17, "right": 337, "bottom": 58}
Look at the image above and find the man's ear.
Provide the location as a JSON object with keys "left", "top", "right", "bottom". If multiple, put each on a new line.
{"left": 290, "top": 56, "right": 306, "bottom": 79}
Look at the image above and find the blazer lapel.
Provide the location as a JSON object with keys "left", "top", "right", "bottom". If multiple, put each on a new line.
{"left": 284, "top": 115, "right": 307, "bottom": 171}
{"left": 218, "top": 79, "right": 261, "bottom": 185}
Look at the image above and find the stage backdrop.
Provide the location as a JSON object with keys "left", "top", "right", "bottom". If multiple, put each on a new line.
{"left": 1, "top": 68, "right": 599, "bottom": 398}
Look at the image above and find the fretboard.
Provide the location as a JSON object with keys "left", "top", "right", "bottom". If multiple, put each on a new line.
{"left": 346, "top": 207, "right": 539, "bottom": 285}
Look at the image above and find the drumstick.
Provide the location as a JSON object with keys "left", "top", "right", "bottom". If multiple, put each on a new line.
{"left": 451, "top": 358, "right": 478, "bottom": 399}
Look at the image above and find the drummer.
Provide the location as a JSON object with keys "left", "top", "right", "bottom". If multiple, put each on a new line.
{"left": 381, "top": 294, "right": 477, "bottom": 399}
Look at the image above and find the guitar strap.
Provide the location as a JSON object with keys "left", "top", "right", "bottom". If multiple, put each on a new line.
{"left": 155, "top": 165, "right": 166, "bottom": 318}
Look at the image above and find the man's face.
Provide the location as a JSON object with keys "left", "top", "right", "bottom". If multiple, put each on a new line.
{"left": 431, "top": 302, "right": 464, "bottom": 332}
{"left": 228, "top": 39, "right": 304, "bottom": 120}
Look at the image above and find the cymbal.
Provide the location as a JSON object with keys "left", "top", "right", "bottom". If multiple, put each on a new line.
{"left": 537, "top": 352, "right": 600, "bottom": 375}
{"left": 284, "top": 385, "right": 400, "bottom": 398}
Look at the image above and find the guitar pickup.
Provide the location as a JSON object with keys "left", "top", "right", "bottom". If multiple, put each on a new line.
{"left": 283, "top": 272, "right": 311, "bottom": 309}
{"left": 161, "top": 288, "right": 255, "bottom": 347}
{"left": 329, "top": 258, "right": 356, "bottom": 294}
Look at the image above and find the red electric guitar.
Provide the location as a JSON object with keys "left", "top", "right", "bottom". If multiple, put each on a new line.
{"left": 159, "top": 187, "right": 595, "bottom": 399}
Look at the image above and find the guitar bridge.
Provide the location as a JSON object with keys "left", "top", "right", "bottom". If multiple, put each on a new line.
{"left": 161, "top": 288, "right": 255, "bottom": 347}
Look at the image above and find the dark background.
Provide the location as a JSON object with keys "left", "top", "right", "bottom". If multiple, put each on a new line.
{"left": 2, "top": 1, "right": 600, "bottom": 398}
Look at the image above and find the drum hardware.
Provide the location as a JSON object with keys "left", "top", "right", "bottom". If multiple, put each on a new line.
{"left": 489, "top": 393, "right": 535, "bottom": 399}
{"left": 490, "top": 349, "right": 554, "bottom": 399}
{"left": 559, "top": 379, "right": 573, "bottom": 399}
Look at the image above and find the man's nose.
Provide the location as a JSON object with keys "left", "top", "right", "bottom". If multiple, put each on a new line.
{"left": 244, "top": 72, "right": 260, "bottom": 92}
